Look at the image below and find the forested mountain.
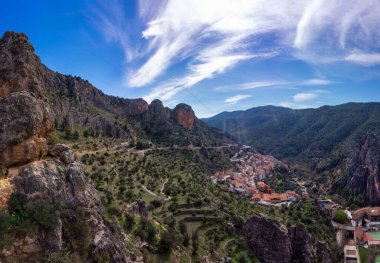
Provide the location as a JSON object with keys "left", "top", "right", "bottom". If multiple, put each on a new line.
{"left": 204, "top": 103, "right": 380, "bottom": 171}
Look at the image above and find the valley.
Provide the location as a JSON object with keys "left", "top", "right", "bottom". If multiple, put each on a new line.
{"left": 0, "top": 30, "right": 378, "bottom": 263}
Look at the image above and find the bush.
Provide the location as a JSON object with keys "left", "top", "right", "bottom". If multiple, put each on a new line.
{"left": 61, "top": 207, "right": 90, "bottom": 256}
{"left": 158, "top": 230, "right": 175, "bottom": 254}
{"left": 150, "top": 199, "right": 162, "bottom": 209}
{"left": 135, "top": 140, "right": 150, "bottom": 150}
{"left": 335, "top": 209, "right": 349, "bottom": 224}
{"left": 48, "top": 134, "right": 60, "bottom": 145}
{"left": 134, "top": 218, "right": 156, "bottom": 243}
{"left": 26, "top": 201, "right": 60, "bottom": 231}
{"left": 9, "top": 137, "right": 23, "bottom": 146}
{"left": 0, "top": 209, "right": 10, "bottom": 248}
{"left": 123, "top": 213, "right": 135, "bottom": 231}
{"left": 7, "top": 193, "right": 60, "bottom": 233}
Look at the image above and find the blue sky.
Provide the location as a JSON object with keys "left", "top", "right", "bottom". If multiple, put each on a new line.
{"left": 1, "top": 0, "right": 380, "bottom": 117}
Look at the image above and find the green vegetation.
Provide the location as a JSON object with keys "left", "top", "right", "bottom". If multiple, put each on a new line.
{"left": 72, "top": 136, "right": 339, "bottom": 262}
{"left": 0, "top": 209, "right": 10, "bottom": 249}
{"left": 9, "top": 137, "right": 23, "bottom": 146}
{"left": 335, "top": 209, "right": 349, "bottom": 224}
{"left": 8, "top": 193, "right": 60, "bottom": 233}
{"left": 359, "top": 246, "right": 368, "bottom": 263}
{"left": 204, "top": 103, "right": 380, "bottom": 172}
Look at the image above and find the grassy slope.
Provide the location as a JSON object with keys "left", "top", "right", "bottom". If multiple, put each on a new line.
{"left": 67, "top": 132, "right": 340, "bottom": 262}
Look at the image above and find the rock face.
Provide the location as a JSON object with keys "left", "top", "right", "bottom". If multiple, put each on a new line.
{"left": 0, "top": 91, "right": 52, "bottom": 168}
{"left": 126, "top": 200, "right": 148, "bottom": 217}
{"left": 347, "top": 133, "right": 380, "bottom": 205}
{"left": 243, "top": 215, "right": 331, "bottom": 263}
{"left": 0, "top": 31, "right": 232, "bottom": 148}
{"left": 4, "top": 146, "right": 128, "bottom": 262}
{"left": 172, "top": 103, "right": 196, "bottom": 130}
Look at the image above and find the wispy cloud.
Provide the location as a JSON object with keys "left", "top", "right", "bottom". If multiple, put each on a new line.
{"left": 278, "top": 101, "right": 317, "bottom": 109}
{"left": 225, "top": 94, "right": 252, "bottom": 105}
{"left": 92, "top": 0, "right": 380, "bottom": 102}
{"left": 90, "top": 0, "right": 136, "bottom": 62}
{"left": 293, "top": 92, "right": 319, "bottom": 102}
{"left": 293, "top": 89, "right": 327, "bottom": 102}
{"left": 216, "top": 78, "right": 334, "bottom": 92}
{"left": 345, "top": 52, "right": 380, "bottom": 66}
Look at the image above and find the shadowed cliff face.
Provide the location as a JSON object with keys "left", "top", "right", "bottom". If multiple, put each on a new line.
{"left": 243, "top": 215, "right": 331, "bottom": 263}
{"left": 347, "top": 133, "right": 380, "bottom": 205}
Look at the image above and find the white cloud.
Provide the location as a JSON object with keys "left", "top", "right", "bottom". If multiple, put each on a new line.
{"left": 92, "top": 0, "right": 380, "bottom": 100}
{"left": 301, "top": 79, "right": 334, "bottom": 85}
{"left": 215, "top": 78, "right": 334, "bottom": 92}
{"left": 225, "top": 94, "right": 252, "bottom": 105}
{"left": 278, "top": 101, "right": 316, "bottom": 109}
{"left": 293, "top": 92, "right": 319, "bottom": 102}
{"left": 345, "top": 52, "right": 380, "bottom": 66}
{"left": 130, "top": 0, "right": 301, "bottom": 87}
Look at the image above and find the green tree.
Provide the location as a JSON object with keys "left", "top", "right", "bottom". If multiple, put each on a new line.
{"left": 0, "top": 209, "right": 10, "bottom": 248}
{"left": 335, "top": 209, "right": 349, "bottom": 224}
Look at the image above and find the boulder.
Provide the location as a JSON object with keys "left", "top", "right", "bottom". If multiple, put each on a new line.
{"left": 126, "top": 200, "right": 148, "bottom": 217}
{"left": 59, "top": 150, "right": 75, "bottom": 164}
{"left": 48, "top": 144, "right": 69, "bottom": 157}
{"left": 0, "top": 91, "right": 52, "bottom": 168}
{"left": 1, "top": 136, "right": 47, "bottom": 168}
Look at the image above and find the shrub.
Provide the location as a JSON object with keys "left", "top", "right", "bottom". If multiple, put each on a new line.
{"left": 7, "top": 193, "right": 60, "bottom": 234}
{"left": 0, "top": 209, "right": 10, "bottom": 248}
{"left": 123, "top": 213, "right": 135, "bottom": 231}
{"left": 48, "top": 134, "right": 60, "bottom": 145}
{"left": 61, "top": 207, "right": 90, "bottom": 256}
{"left": 134, "top": 218, "right": 156, "bottom": 243}
{"left": 9, "top": 137, "right": 23, "bottom": 146}
{"left": 335, "top": 209, "right": 349, "bottom": 224}
{"left": 26, "top": 201, "right": 60, "bottom": 231}
{"left": 158, "top": 230, "right": 175, "bottom": 254}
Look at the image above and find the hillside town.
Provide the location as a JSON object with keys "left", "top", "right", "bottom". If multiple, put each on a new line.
{"left": 318, "top": 199, "right": 380, "bottom": 262}
{"left": 211, "top": 146, "right": 306, "bottom": 206}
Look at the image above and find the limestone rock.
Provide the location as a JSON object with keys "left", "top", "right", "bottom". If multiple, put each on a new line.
{"left": 48, "top": 144, "right": 69, "bottom": 157}
{"left": 127, "top": 200, "right": 148, "bottom": 217}
{"left": 0, "top": 91, "right": 53, "bottom": 168}
{"left": 172, "top": 103, "right": 196, "bottom": 130}
{"left": 59, "top": 149, "right": 75, "bottom": 164}
{"left": 243, "top": 215, "right": 331, "bottom": 263}
{"left": 347, "top": 133, "right": 380, "bottom": 205}
{"left": 12, "top": 157, "right": 127, "bottom": 262}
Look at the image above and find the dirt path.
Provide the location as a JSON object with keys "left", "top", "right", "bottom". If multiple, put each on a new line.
{"left": 141, "top": 185, "right": 158, "bottom": 197}
{"left": 160, "top": 178, "right": 168, "bottom": 195}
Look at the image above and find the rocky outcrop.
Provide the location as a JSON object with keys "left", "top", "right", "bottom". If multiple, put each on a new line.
{"left": 0, "top": 31, "right": 46, "bottom": 99}
{"left": 347, "top": 133, "right": 380, "bottom": 205}
{"left": 172, "top": 103, "right": 196, "bottom": 130}
{"left": 0, "top": 91, "right": 52, "bottom": 168}
{"left": 1, "top": 146, "right": 128, "bottom": 262}
{"left": 144, "top": 99, "right": 170, "bottom": 123}
{"left": 126, "top": 200, "right": 148, "bottom": 217}
{"left": 243, "top": 215, "right": 331, "bottom": 263}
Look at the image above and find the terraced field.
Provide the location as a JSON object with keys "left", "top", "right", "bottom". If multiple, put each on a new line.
{"left": 72, "top": 137, "right": 257, "bottom": 262}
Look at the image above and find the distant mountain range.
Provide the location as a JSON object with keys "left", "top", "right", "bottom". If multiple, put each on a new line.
{"left": 203, "top": 103, "right": 380, "bottom": 171}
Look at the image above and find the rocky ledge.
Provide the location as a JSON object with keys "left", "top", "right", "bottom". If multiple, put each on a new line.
{"left": 347, "top": 133, "right": 380, "bottom": 205}
{"left": 1, "top": 145, "right": 129, "bottom": 262}
{"left": 243, "top": 215, "right": 331, "bottom": 263}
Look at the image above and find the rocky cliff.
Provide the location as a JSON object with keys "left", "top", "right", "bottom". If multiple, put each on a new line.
{"left": 243, "top": 215, "right": 331, "bottom": 263}
{"left": 0, "top": 30, "right": 234, "bottom": 262}
{"left": 346, "top": 133, "right": 380, "bottom": 205}
{"left": 1, "top": 146, "right": 131, "bottom": 262}
{"left": 0, "top": 31, "right": 230, "bottom": 147}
